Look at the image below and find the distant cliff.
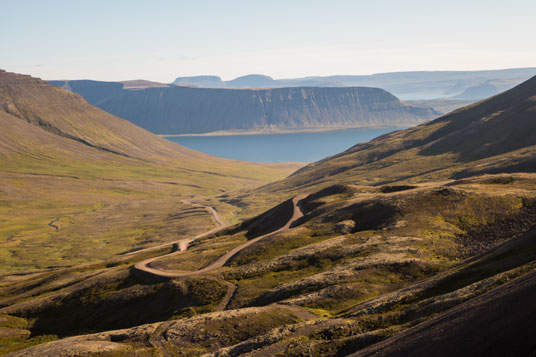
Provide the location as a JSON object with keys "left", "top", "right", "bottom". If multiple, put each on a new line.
{"left": 49, "top": 81, "right": 439, "bottom": 135}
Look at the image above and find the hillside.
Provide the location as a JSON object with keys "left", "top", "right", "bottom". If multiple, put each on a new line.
{"left": 172, "top": 68, "right": 536, "bottom": 99}
{"left": 49, "top": 81, "right": 438, "bottom": 135}
{"left": 0, "top": 69, "right": 301, "bottom": 275}
{"left": 357, "top": 259, "right": 536, "bottom": 356}
{"left": 3, "top": 73, "right": 536, "bottom": 356}
{"left": 453, "top": 82, "right": 501, "bottom": 99}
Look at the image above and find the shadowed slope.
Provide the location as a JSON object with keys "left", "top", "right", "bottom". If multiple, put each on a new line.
{"left": 355, "top": 231, "right": 536, "bottom": 357}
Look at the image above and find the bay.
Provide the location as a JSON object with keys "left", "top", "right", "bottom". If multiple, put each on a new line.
{"left": 165, "top": 127, "right": 401, "bottom": 163}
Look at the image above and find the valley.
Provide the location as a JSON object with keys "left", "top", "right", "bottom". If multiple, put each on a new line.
{"left": 1, "top": 69, "right": 536, "bottom": 355}
{"left": 3, "top": 1, "right": 536, "bottom": 355}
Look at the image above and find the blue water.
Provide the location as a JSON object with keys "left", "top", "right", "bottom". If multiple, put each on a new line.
{"left": 165, "top": 127, "right": 401, "bottom": 163}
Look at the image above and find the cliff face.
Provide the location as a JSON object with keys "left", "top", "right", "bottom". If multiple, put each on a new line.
{"left": 48, "top": 81, "right": 439, "bottom": 134}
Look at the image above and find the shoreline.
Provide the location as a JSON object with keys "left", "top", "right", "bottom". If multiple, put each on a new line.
{"left": 158, "top": 124, "right": 412, "bottom": 137}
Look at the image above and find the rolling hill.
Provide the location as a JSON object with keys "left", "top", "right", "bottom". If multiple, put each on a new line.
{"left": 49, "top": 80, "right": 438, "bottom": 135}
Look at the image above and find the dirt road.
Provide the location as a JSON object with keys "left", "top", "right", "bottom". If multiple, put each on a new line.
{"left": 124, "top": 199, "right": 226, "bottom": 257}
{"left": 133, "top": 194, "right": 308, "bottom": 278}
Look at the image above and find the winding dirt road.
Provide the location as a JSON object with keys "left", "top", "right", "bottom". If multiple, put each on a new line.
{"left": 133, "top": 194, "right": 308, "bottom": 279}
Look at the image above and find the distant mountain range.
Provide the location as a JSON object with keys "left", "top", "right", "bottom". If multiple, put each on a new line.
{"left": 173, "top": 68, "right": 536, "bottom": 100}
{"left": 48, "top": 81, "right": 439, "bottom": 135}
{"left": 47, "top": 68, "right": 536, "bottom": 135}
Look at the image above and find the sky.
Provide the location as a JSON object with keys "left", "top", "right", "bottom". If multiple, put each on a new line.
{"left": 1, "top": 0, "right": 535, "bottom": 82}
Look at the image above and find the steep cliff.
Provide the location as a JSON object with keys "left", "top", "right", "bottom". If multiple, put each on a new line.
{"left": 49, "top": 81, "right": 439, "bottom": 135}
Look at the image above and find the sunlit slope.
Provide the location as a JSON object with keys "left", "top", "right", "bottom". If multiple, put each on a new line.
{"left": 0, "top": 70, "right": 301, "bottom": 274}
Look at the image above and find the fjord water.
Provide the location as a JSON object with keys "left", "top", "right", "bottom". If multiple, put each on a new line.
{"left": 166, "top": 127, "right": 401, "bottom": 162}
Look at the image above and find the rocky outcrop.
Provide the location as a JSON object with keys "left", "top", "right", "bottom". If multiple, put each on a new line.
{"left": 49, "top": 80, "right": 439, "bottom": 134}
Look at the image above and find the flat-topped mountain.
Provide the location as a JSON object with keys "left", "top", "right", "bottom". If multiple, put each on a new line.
{"left": 172, "top": 75, "right": 223, "bottom": 87}
{"left": 120, "top": 80, "right": 169, "bottom": 89}
{"left": 173, "top": 67, "right": 536, "bottom": 100}
{"left": 48, "top": 81, "right": 438, "bottom": 134}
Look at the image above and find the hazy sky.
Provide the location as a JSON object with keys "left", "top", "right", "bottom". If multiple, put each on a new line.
{"left": 1, "top": 0, "right": 535, "bottom": 82}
